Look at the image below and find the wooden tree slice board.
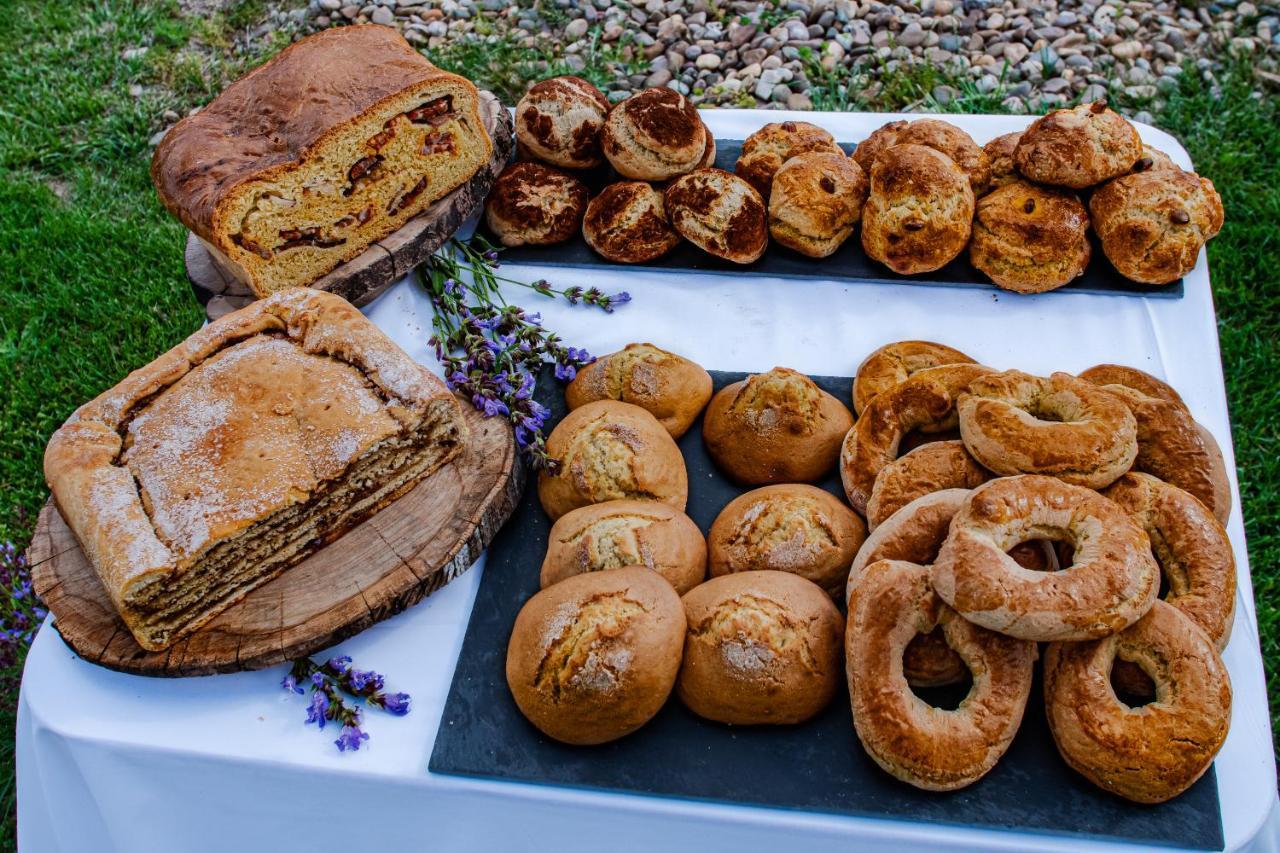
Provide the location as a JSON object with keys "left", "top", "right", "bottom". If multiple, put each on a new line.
{"left": 28, "top": 400, "right": 524, "bottom": 677}
{"left": 186, "top": 89, "right": 515, "bottom": 323}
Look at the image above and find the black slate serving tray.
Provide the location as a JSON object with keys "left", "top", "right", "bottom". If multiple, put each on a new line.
{"left": 430, "top": 370, "right": 1221, "bottom": 850}
{"left": 481, "top": 139, "right": 1184, "bottom": 299}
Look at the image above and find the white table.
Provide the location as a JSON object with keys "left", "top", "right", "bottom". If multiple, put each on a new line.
{"left": 18, "top": 111, "right": 1279, "bottom": 852}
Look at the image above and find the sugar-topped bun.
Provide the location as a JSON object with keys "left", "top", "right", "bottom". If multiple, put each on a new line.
{"left": 514, "top": 76, "right": 610, "bottom": 169}
{"left": 768, "top": 151, "right": 868, "bottom": 258}
{"left": 601, "top": 88, "right": 706, "bottom": 181}
{"left": 484, "top": 162, "right": 588, "bottom": 247}
{"left": 861, "top": 144, "right": 975, "bottom": 275}
{"left": 1014, "top": 100, "right": 1142, "bottom": 189}
{"left": 582, "top": 181, "right": 681, "bottom": 264}
{"left": 664, "top": 168, "right": 768, "bottom": 264}
{"left": 734, "top": 120, "right": 842, "bottom": 198}
{"left": 970, "top": 179, "right": 1091, "bottom": 293}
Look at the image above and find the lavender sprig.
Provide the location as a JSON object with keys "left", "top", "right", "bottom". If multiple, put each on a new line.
{"left": 283, "top": 655, "right": 411, "bottom": 752}
{"left": 1, "top": 540, "right": 48, "bottom": 675}
{"left": 419, "top": 237, "right": 631, "bottom": 472}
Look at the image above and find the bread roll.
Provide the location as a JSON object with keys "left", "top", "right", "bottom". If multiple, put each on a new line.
{"left": 582, "top": 181, "right": 681, "bottom": 264}
{"left": 565, "top": 342, "right": 712, "bottom": 438}
{"left": 861, "top": 144, "right": 974, "bottom": 275}
{"left": 484, "top": 162, "right": 588, "bottom": 247}
{"left": 1014, "top": 100, "right": 1142, "bottom": 189}
{"left": 767, "top": 151, "right": 868, "bottom": 258}
{"left": 664, "top": 168, "right": 768, "bottom": 264}
{"left": 969, "top": 179, "right": 1091, "bottom": 293}
{"left": 734, "top": 120, "right": 842, "bottom": 198}
{"left": 983, "top": 131, "right": 1022, "bottom": 192}
{"left": 601, "top": 88, "right": 706, "bottom": 181}
{"left": 853, "top": 119, "right": 990, "bottom": 194}
{"left": 514, "top": 76, "right": 610, "bottom": 169}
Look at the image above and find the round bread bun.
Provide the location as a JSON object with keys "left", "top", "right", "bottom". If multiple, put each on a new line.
{"left": 1090, "top": 168, "right": 1224, "bottom": 285}
{"left": 861, "top": 144, "right": 975, "bottom": 275}
{"left": 678, "top": 570, "right": 844, "bottom": 726}
{"left": 734, "top": 120, "right": 843, "bottom": 198}
{"left": 707, "top": 484, "right": 867, "bottom": 597}
{"left": 983, "top": 131, "right": 1023, "bottom": 192}
{"left": 582, "top": 181, "right": 681, "bottom": 265}
{"left": 1131, "top": 144, "right": 1179, "bottom": 175}
{"left": 664, "top": 168, "right": 768, "bottom": 264}
{"left": 852, "top": 340, "right": 977, "bottom": 416}
{"left": 541, "top": 499, "right": 706, "bottom": 594}
{"left": 703, "top": 367, "right": 854, "bottom": 485}
{"left": 1044, "top": 600, "right": 1231, "bottom": 803}
{"left": 537, "top": 400, "right": 688, "bottom": 521}
{"left": 565, "top": 342, "right": 712, "bottom": 438}
{"left": 1078, "top": 363, "right": 1185, "bottom": 407}
{"left": 847, "top": 559, "right": 1036, "bottom": 791}
{"left": 957, "top": 370, "right": 1138, "bottom": 489}
{"left": 506, "top": 566, "right": 686, "bottom": 745}
{"left": 1014, "top": 100, "right": 1143, "bottom": 188}
{"left": 514, "top": 76, "right": 611, "bottom": 169}
{"left": 866, "top": 440, "right": 991, "bottom": 530}
{"left": 969, "top": 179, "right": 1092, "bottom": 293}
{"left": 767, "top": 151, "right": 869, "bottom": 258}
{"left": 851, "top": 120, "right": 908, "bottom": 174}
{"left": 932, "top": 476, "right": 1160, "bottom": 641}
{"left": 484, "top": 162, "right": 589, "bottom": 247}
{"left": 601, "top": 88, "right": 706, "bottom": 181}
{"left": 852, "top": 119, "right": 990, "bottom": 194}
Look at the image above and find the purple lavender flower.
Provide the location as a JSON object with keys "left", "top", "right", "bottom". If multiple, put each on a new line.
{"left": 480, "top": 396, "right": 509, "bottom": 418}
{"left": 281, "top": 674, "right": 303, "bottom": 695}
{"left": 348, "top": 668, "right": 385, "bottom": 693}
{"left": 334, "top": 725, "right": 370, "bottom": 752}
{"left": 327, "top": 655, "right": 352, "bottom": 675}
{"left": 375, "top": 692, "right": 411, "bottom": 715}
{"left": 305, "top": 689, "right": 330, "bottom": 728}
{"left": 554, "top": 362, "right": 576, "bottom": 382}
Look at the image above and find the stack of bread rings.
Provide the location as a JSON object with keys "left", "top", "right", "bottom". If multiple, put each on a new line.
{"left": 486, "top": 77, "right": 1223, "bottom": 290}
{"left": 502, "top": 337, "right": 1235, "bottom": 806}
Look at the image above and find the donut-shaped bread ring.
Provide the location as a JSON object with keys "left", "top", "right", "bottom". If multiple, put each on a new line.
{"left": 841, "top": 363, "right": 994, "bottom": 515}
{"left": 932, "top": 476, "right": 1160, "bottom": 641}
{"left": 958, "top": 370, "right": 1137, "bottom": 489}
{"left": 867, "top": 440, "right": 991, "bottom": 530}
{"left": 1078, "top": 364, "right": 1185, "bottom": 408}
{"left": 1044, "top": 600, "right": 1231, "bottom": 804}
{"left": 852, "top": 340, "right": 976, "bottom": 416}
{"left": 847, "top": 559, "right": 1036, "bottom": 791}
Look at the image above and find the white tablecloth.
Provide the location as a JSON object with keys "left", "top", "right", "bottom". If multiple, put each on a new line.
{"left": 18, "top": 111, "right": 1279, "bottom": 852}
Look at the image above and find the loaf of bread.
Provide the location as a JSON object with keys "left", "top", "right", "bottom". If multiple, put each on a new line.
{"left": 151, "top": 27, "right": 494, "bottom": 298}
{"left": 565, "top": 342, "right": 712, "bottom": 438}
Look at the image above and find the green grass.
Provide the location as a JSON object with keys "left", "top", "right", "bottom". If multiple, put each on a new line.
{"left": 0, "top": 3, "right": 1277, "bottom": 846}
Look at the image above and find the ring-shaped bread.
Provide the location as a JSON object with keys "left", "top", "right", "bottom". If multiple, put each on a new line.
{"left": 1044, "top": 600, "right": 1232, "bottom": 804}
{"left": 852, "top": 340, "right": 976, "bottom": 416}
{"left": 931, "top": 475, "right": 1160, "bottom": 641}
{"left": 866, "top": 440, "right": 991, "bottom": 530}
{"left": 1078, "top": 363, "right": 1185, "bottom": 407}
{"left": 957, "top": 370, "right": 1137, "bottom": 489}
{"left": 847, "top": 559, "right": 1036, "bottom": 791}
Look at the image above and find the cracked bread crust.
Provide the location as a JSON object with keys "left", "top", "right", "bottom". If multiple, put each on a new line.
{"left": 1131, "top": 144, "right": 1179, "bottom": 175}
{"left": 506, "top": 566, "right": 686, "bottom": 745}
{"left": 678, "top": 570, "right": 843, "bottom": 725}
{"left": 484, "top": 162, "right": 588, "bottom": 247}
{"left": 537, "top": 399, "right": 688, "bottom": 521}
{"left": 1013, "top": 101, "right": 1142, "bottom": 189}
{"left": 853, "top": 119, "right": 990, "bottom": 194}
{"left": 540, "top": 499, "right": 707, "bottom": 594}
{"left": 970, "top": 179, "right": 1091, "bottom": 293}
{"left": 767, "top": 151, "right": 868, "bottom": 259}
{"left": 852, "top": 340, "right": 976, "bottom": 416}
{"left": 983, "top": 131, "right": 1023, "bottom": 192}
{"left": 861, "top": 144, "right": 975, "bottom": 275}
{"left": 734, "top": 120, "right": 843, "bottom": 198}
{"left": 565, "top": 342, "right": 712, "bottom": 438}
{"left": 708, "top": 484, "right": 866, "bottom": 598}
{"left": 515, "top": 76, "right": 610, "bottom": 169}
{"left": 1044, "top": 600, "right": 1231, "bottom": 803}
{"left": 581, "top": 182, "right": 682, "bottom": 264}
{"left": 664, "top": 168, "right": 768, "bottom": 264}
{"left": 1089, "top": 168, "right": 1224, "bottom": 285}
{"left": 601, "top": 88, "right": 706, "bottom": 181}
{"left": 851, "top": 120, "right": 908, "bottom": 174}
{"left": 43, "top": 289, "right": 465, "bottom": 651}
{"left": 703, "top": 367, "right": 854, "bottom": 485}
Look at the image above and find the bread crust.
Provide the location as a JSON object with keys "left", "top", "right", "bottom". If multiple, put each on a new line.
{"left": 1090, "top": 168, "right": 1224, "bottom": 285}
{"left": 506, "top": 566, "right": 686, "bottom": 745}
{"left": 708, "top": 484, "right": 867, "bottom": 597}
{"left": 484, "top": 162, "right": 588, "bottom": 247}
{"left": 983, "top": 131, "right": 1023, "bottom": 192}
{"left": 867, "top": 440, "right": 991, "bottom": 530}
{"left": 565, "top": 342, "right": 712, "bottom": 438}
{"left": 734, "top": 120, "right": 842, "bottom": 198}
{"left": 1043, "top": 600, "right": 1231, "bottom": 803}
{"left": 678, "top": 570, "right": 843, "bottom": 725}
{"left": 537, "top": 400, "right": 688, "bottom": 521}
{"left": 1014, "top": 101, "right": 1142, "bottom": 189}
{"left": 969, "top": 179, "right": 1091, "bottom": 293}
{"left": 540, "top": 500, "right": 707, "bottom": 594}
{"left": 861, "top": 144, "right": 975, "bottom": 275}
{"left": 1078, "top": 363, "right": 1185, "bottom": 407}
{"left": 852, "top": 340, "right": 976, "bottom": 416}
{"left": 932, "top": 476, "right": 1160, "bottom": 641}
{"left": 1131, "top": 143, "right": 1179, "bottom": 175}
{"left": 767, "top": 151, "right": 868, "bottom": 258}
{"left": 515, "top": 76, "right": 610, "bottom": 169}
{"left": 703, "top": 367, "right": 854, "bottom": 485}
{"left": 853, "top": 119, "right": 989, "bottom": 193}
{"left": 582, "top": 181, "right": 681, "bottom": 264}
{"left": 601, "top": 88, "right": 706, "bottom": 180}
{"left": 664, "top": 168, "right": 768, "bottom": 264}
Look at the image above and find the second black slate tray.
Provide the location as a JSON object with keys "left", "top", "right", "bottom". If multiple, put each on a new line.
{"left": 482, "top": 139, "right": 1184, "bottom": 299}
{"left": 430, "top": 370, "right": 1220, "bottom": 849}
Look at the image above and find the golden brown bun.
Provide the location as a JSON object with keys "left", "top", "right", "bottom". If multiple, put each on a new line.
{"left": 582, "top": 181, "right": 682, "bottom": 264}
{"left": 703, "top": 367, "right": 854, "bottom": 485}
{"left": 538, "top": 400, "right": 688, "bottom": 521}
{"left": 1014, "top": 100, "right": 1142, "bottom": 189}
{"left": 851, "top": 120, "right": 908, "bottom": 173}
{"left": 664, "top": 168, "right": 768, "bottom": 264}
{"left": 969, "top": 180, "right": 1091, "bottom": 293}
{"left": 484, "top": 162, "right": 588, "bottom": 247}
{"left": 678, "top": 570, "right": 843, "bottom": 725}
{"left": 866, "top": 440, "right": 990, "bottom": 530}
{"left": 540, "top": 499, "right": 707, "bottom": 595}
{"left": 767, "top": 151, "right": 868, "bottom": 258}
{"left": 957, "top": 370, "right": 1137, "bottom": 489}
{"left": 1044, "top": 600, "right": 1231, "bottom": 803}
{"left": 852, "top": 340, "right": 976, "bottom": 416}
{"left": 861, "top": 144, "right": 974, "bottom": 275}
{"left": 932, "top": 476, "right": 1160, "bottom": 641}
{"left": 983, "top": 131, "right": 1023, "bottom": 191}
{"left": 1090, "top": 168, "right": 1224, "bottom": 285}
{"left": 601, "top": 88, "right": 706, "bottom": 181}
{"left": 853, "top": 119, "right": 990, "bottom": 193}
{"left": 1078, "top": 363, "right": 1185, "bottom": 407}
{"left": 707, "top": 484, "right": 867, "bottom": 597}
{"left": 847, "top": 559, "right": 1036, "bottom": 790}
{"left": 1130, "top": 144, "right": 1179, "bottom": 175}
{"left": 734, "top": 120, "right": 842, "bottom": 198}
{"left": 506, "top": 566, "right": 686, "bottom": 745}
{"left": 565, "top": 342, "right": 712, "bottom": 438}
{"left": 514, "top": 76, "right": 610, "bottom": 169}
